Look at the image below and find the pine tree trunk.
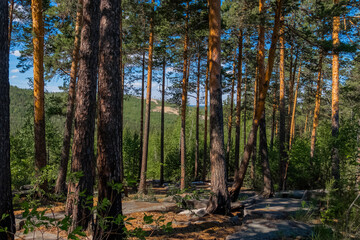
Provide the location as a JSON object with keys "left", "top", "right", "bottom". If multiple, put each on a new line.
{"left": 289, "top": 64, "right": 301, "bottom": 148}
{"left": 310, "top": 55, "right": 323, "bottom": 159}
{"left": 331, "top": 0, "right": 340, "bottom": 182}
{"left": 32, "top": 0, "right": 47, "bottom": 194}
{"left": 206, "top": 0, "right": 230, "bottom": 215}
{"left": 65, "top": 0, "right": 100, "bottom": 229}
{"left": 0, "top": 2, "right": 15, "bottom": 237}
{"left": 195, "top": 50, "right": 201, "bottom": 180}
{"left": 243, "top": 66, "right": 247, "bottom": 148}
{"left": 226, "top": 56, "right": 236, "bottom": 180}
{"left": 230, "top": 0, "right": 282, "bottom": 201}
{"left": 55, "top": 0, "right": 83, "bottom": 195}
{"left": 160, "top": 59, "right": 165, "bottom": 185}
{"left": 94, "top": 0, "right": 123, "bottom": 236}
{"left": 234, "top": 31, "right": 243, "bottom": 178}
{"left": 287, "top": 53, "right": 298, "bottom": 147}
{"left": 180, "top": 1, "right": 189, "bottom": 190}
{"left": 304, "top": 113, "right": 308, "bottom": 134}
{"left": 279, "top": 13, "right": 287, "bottom": 191}
{"left": 8, "top": 0, "right": 15, "bottom": 48}
{"left": 202, "top": 49, "right": 209, "bottom": 182}
{"left": 138, "top": 0, "right": 155, "bottom": 194}
{"left": 119, "top": 5, "right": 124, "bottom": 188}
{"left": 251, "top": 68, "right": 258, "bottom": 187}
{"left": 139, "top": 51, "right": 145, "bottom": 180}
{"left": 260, "top": 109, "right": 273, "bottom": 198}
{"left": 270, "top": 77, "right": 278, "bottom": 151}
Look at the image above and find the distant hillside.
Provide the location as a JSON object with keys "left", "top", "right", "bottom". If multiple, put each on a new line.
{"left": 10, "top": 86, "right": 181, "bottom": 135}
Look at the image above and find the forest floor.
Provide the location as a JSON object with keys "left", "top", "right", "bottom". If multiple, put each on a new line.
{"left": 13, "top": 183, "right": 320, "bottom": 240}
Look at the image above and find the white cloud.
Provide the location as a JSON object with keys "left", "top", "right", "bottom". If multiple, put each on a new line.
{"left": 11, "top": 69, "right": 19, "bottom": 73}
{"left": 11, "top": 50, "right": 21, "bottom": 57}
{"left": 10, "top": 75, "right": 17, "bottom": 79}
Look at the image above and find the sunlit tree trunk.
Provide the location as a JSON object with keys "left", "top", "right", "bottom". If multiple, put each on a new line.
{"left": 230, "top": 0, "right": 282, "bottom": 201}
{"left": 234, "top": 31, "right": 243, "bottom": 177}
{"left": 0, "top": 2, "right": 15, "bottom": 237}
{"left": 180, "top": 0, "right": 189, "bottom": 190}
{"left": 279, "top": 12, "right": 287, "bottom": 191}
{"left": 195, "top": 50, "right": 201, "bottom": 180}
{"left": 331, "top": 0, "right": 340, "bottom": 183}
{"left": 32, "top": 0, "right": 47, "bottom": 194}
{"left": 139, "top": 51, "right": 145, "bottom": 180}
{"left": 310, "top": 54, "right": 323, "bottom": 159}
{"left": 287, "top": 53, "right": 298, "bottom": 147}
{"left": 202, "top": 48, "right": 209, "bottom": 182}
{"left": 55, "top": 0, "right": 83, "bottom": 195}
{"left": 289, "top": 64, "right": 301, "bottom": 148}
{"left": 138, "top": 0, "right": 155, "bottom": 194}
{"left": 160, "top": 58, "right": 165, "bottom": 185}
{"left": 94, "top": 0, "right": 123, "bottom": 237}
{"left": 206, "top": 0, "right": 230, "bottom": 215}
{"left": 65, "top": 0, "right": 100, "bottom": 230}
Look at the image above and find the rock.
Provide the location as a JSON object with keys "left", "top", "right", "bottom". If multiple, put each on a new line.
{"left": 17, "top": 231, "right": 58, "bottom": 240}
{"left": 173, "top": 220, "right": 191, "bottom": 227}
{"left": 143, "top": 224, "right": 160, "bottom": 230}
{"left": 226, "top": 219, "right": 313, "bottom": 240}
{"left": 178, "top": 208, "right": 208, "bottom": 217}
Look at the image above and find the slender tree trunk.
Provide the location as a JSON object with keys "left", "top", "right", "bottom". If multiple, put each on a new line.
{"left": 0, "top": 2, "right": 15, "bottom": 237}
{"left": 356, "top": 119, "right": 360, "bottom": 190}
{"left": 202, "top": 49, "right": 209, "bottom": 182}
{"left": 226, "top": 56, "right": 236, "bottom": 180}
{"left": 32, "top": 0, "right": 47, "bottom": 193}
{"left": 160, "top": 58, "right": 165, "bottom": 185}
{"left": 119, "top": 5, "right": 124, "bottom": 187}
{"left": 304, "top": 113, "right": 308, "bottom": 134}
{"left": 289, "top": 64, "right": 301, "bottom": 148}
{"left": 195, "top": 50, "right": 201, "bottom": 180}
{"left": 138, "top": 0, "right": 154, "bottom": 194}
{"left": 180, "top": 0, "right": 189, "bottom": 190}
{"left": 270, "top": 76, "right": 278, "bottom": 151}
{"left": 94, "top": 0, "right": 123, "bottom": 237}
{"left": 206, "top": 0, "right": 230, "bottom": 215}
{"left": 243, "top": 66, "right": 247, "bottom": 148}
{"left": 251, "top": 68, "right": 258, "bottom": 187}
{"left": 279, "top": 12, "right": 287, "bottom": 191}
{"left": 8, "top": 0, "right": 15, "bottom": 48}
{"left": 65, "top": 0, "right": 100, "bottom": 229}
{"left": 139, "top": 51, "right": 145, "bottom": 180}
{"left": 310, "top": 55, "right": 323, "bottom": 159}
{"left": 287, "top": 53, "right": 298, "bottom": 147}
{"left": 331, "top": 0, "right": 340, "bottom": 182}
{"left": 260, "top": 109, "right": 273, "bottom": 198}
{"left": 234, "top": 31, "right": 243, "bottom": 177}
{"left": 55, "top": 0, "right": 83, "bottom": 195}
{"left": 230, "top": 0, "right": 282, "bottom": 201}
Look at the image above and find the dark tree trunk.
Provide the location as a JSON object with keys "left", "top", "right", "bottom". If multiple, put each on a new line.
{"left": 55, "top": 0, "right": 83, "bottom": 195}
{"left": 32, "top": 0, "right": 48, "bottom": 194}
{"left": 195, "top": 50, "right": 201, "bottom": 180}
{"left": 270, "top": 76, "right": 278, "bottom": 151}
{"left": 180, "top": 0, "right": 189, "bottom": 190}
{"left": 251, "top": 70, "right": 258, "bottom": 188}
{"left": 94, "top": 0, "right": 123, "bottom": 237}
{"left": 234, "top": 31, "right": 243, "bottom": 177}
{"left": 206, "top": 0, "right": 230, "bottom": 215}
{"left": 226, "top": 56, "right": 236, "bottom": 180}
{"left": 160, "top": 58, "right": 165, "bottom": 185}
{"left": 8, "top": 0, "right": 15, "bottom": 48}
{"left": 243, "top": 66, "right": 247, "bottom": 148}
{"left": 0, "top": 2, "right": 15, "bottom": 237}
{"left": 138, "top": 0, "right": 155, "bottom": 194}
{"left": 139, "top": 51, "right": 145, "bottom": 180}
{"left": 230, "top": 0, "right": 282, "bottom": 202}
{"left": 65, "top": 0, "right": 100, "bottom": 230}
{"left": 202, "top": 49, "right": 209, "bottom": 182}
{"left": 260, "top": 109, "right": 273, "bottom": 198}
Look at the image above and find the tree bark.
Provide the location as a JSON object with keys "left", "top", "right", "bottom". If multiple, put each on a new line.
{"left": 0, "top": 1, "right": 15, "bottom": 237}
{"left": 32, "top": 0, "right": 47, "bottom": 194}
{"left": 206, "top": 0, "right": 230, "bottom": 215}
{"left": 138, "top": 0, "right": 155, "bottom": 194}
{"left": 289, "top": 64, "right": 301, "bottom": 148}
{"left": 243, "top": 66, "right": 247, "bottom": 148}
{"left": 310, "top": 55, "right": 323, "bottom": 159}
{"left": 94, "top": 0, "right": 123, "bottom": 237}
{"left": 279, "top": 12, "right": 287, "bottom": 191}
{"left": 287, "top": 53, "right": 298, "bottom": 147}
{"left": 270, "top": 76, "right": 278, "bottom": 151}
{"left": 230, "top": 0, "right": 282, "bottom": 202}
{"left": 251, "top": 68, "right": 258, "bottom": 187}
{"left": 139, "top": 51, "right": 145, "bottom": 180}
{"left": 160, "top": 58, "right": 165, "bottom": 185}
{"left": 8, "top": 0, "right": 15, "bottom": 48}
{"left": 331, "top": 0, "right": 340, "bottom": 183}
{"left": 195, "top": 50, "right": 201, "bottom": 180}
{"left": 180, "top": 0, "right": 189, "bottom": 191}
{"left": 202, "top": 48, "right": 209, "bottom": 182}
{"left": 260, "top": 109, "right": 273, "bottom": 198}
{"left": 55, "top": 0, "right": 83, "bottom": 195}
{"left": 65, "top": 0, "right": 100, "bottom": 230}
{"left": 226, "top": 55, "right": 236, "bottom": 180}
{"left": 234, "top": 31, "right": 243, "bottom": 178}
